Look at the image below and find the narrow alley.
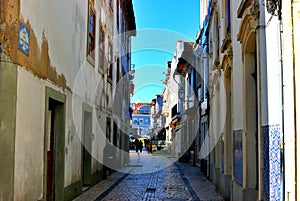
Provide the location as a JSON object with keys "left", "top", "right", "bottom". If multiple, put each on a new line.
{"left": 73, "top": 151, "right": 223, "bottom": 201}
{"left": 1, "top": 0, "right": 299, "bottom": 200}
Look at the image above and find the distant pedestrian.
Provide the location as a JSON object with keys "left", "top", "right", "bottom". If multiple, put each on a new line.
{"left": 138, "top": 140, "right": 143, "bottom": 153}
{"left": 134, "top": 139, "right": 139, "bottom": 153}
{"left": 147, "top": 142, "right": 151, "bottom": 153}
{"left": 145, "top": 139, "right": 150, "bottom": 153}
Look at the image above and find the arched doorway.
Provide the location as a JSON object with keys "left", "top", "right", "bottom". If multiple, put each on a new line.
{"left": 224, "top": 66, "right": 232, "bottom": 200}
{"left": 243, "top": 32, "right": 258, "bottom": 192}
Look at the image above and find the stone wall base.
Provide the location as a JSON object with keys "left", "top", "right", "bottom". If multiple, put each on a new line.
{"left": 232, "top": 180, "right": 258, "bottom": 201}
{"left": 220, "top": 173, "right": 231, "bottom": 201}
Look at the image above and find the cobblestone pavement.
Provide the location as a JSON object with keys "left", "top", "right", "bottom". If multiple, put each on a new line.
{"left": 73, "top": 151, "right": 224, "bottom": 201}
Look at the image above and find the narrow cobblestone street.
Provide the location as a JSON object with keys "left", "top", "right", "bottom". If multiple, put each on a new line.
{"left": 1, "top": 0, "right": 299, "bottom": 200}
{"left": 73, "top": 151, "right": 223, "bottom": 201}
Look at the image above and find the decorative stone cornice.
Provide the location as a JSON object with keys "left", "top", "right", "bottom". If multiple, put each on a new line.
{"left": 121, "top": 0, "right": 136, "bottom": 36}
{"left": 220, "top": 48, "right": 233, "bottom": 77}
{"left": 237, "top": 0, "right": 251, "bottom": 18}
{"left": 237, "top": 4, "right": 259, "bottom": 46}
{"left": 214, "top": 55, "right": 220, "bottom": 68}
{"left": 220, "top": 33, "right": 231, "bottom": 53}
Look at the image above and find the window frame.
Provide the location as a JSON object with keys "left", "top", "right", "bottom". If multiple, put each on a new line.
{"left": 107, "top": 0, "right": 113, "bottom": 12}
{"left": 117, "top": 0, "right": 120, "bottom": 31}
{"left": 107, "top": 42, "right": 113, "bottom": 83}
{"left": 226, "top": 0, "right": 231, "bottom": 34}
{"left": 87, "top": 0, "right": 96, "bottom": 66}
{"left": 116, "top": 58, "right": 120, "bottom": 83}
{"left": 99, "top": 24, "right": 105, "bottom": 73}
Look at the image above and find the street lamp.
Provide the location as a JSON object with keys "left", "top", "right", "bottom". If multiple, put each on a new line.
{"left": 266, "top": 0, "right": 282, "bottom": 20}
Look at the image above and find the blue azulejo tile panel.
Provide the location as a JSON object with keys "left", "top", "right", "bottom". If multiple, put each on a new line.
{"left": 262, "top": 124, "right": 282, "bottom": 201}
{"left": 262, "top": 125, "right": 270, "bottom": 200}
{"left": 269, "top": 124, "right": 281, "bottom": 201}
{"left": 233, "top": 129, "right": 243, "bottom": 185}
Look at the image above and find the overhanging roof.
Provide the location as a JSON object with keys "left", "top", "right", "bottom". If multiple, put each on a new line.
{"left": 123, "top": 0, "right": 136, "bottom": 36}
{"left": 175, "top": 42, "right": 194, "bottom": 74}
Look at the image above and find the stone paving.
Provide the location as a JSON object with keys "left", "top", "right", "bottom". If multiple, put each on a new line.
{"left": 73, "top": 151, "right": 224, "bottom": 201}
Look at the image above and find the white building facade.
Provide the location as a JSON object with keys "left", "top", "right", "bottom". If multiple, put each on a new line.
{"left": 195, "top": 0, "right": 286, "bottom": 200}
{"left": 0, "top": 0, "right": 135, "bottom": 200}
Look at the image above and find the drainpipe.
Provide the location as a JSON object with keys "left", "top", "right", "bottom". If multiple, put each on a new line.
{"left": 290, "top": 1, "right": 297, "bottom": 200}
{"left": 278, "top": 15, "right": 285, "bottom": 201}
{"left": 113, "top": 0, "right": 117, "bottom": 102}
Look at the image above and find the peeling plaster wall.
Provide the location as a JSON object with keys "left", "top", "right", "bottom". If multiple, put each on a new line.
{"left": 1, "top": 0, "right": 70, "bottom": 90}
{"left": 14, "top": 67, "right": 45, "bottom": 201}
{"left": 1, "top": 0, "right": 134, "bottom": 199}
{"left": 17, "top": 0, "right": 116, "bottom": 189}
{"left": 20, "top": 0, "right": 87, "bottom": 88}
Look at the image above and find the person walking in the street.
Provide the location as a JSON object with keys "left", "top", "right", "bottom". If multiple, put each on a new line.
{"left": 138, "top": 139, "right": 143, "bottom": 153}
{"left": 134, "top": 139, "right": 139, "bottom": 153}
{"left": 147, "top": 142, "right": 150, "bottom": 153}
{"left": 145, "top": 139, "right": 150, "bottom": 153}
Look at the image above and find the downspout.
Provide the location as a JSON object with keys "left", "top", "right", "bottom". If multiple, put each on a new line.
{"left": 291, "top": 1, "right": 297, "bottom": 200}
{"left": 278, "top": 9, "right": 285, "bottom": 201}
{"left": 280, "top": 0, "right": 297, "bottom": 199}
{"left": 113, "top": 0, "right": 117, "bottom": 103}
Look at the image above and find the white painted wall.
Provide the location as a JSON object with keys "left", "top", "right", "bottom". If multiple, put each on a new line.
{"left": 265, "top": 15, "right": 282, "bottom": 126}
{"left": 282, "top": 0, "right": 296, "bottom": 199}
{"left": 200, "top": 0, "right": 208, "bottom": 29}
{"left": 220, "top": 71, "right": 226, "bottom": 134}
{"left": 20, "top": 0, "right": 87, "bottom": 88}
{"left": 91, "top": 106, "right": 105, "bottom": 174}
{"left": 64, "top": 91, "right": 82, "bottom": 187}
{"left": 230, "top": 1, "right": 243, "bottom": 130}
{"left": 14, "top": 67, "right": 45, "bottom": 201}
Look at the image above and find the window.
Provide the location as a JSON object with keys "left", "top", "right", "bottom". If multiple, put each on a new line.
{"left": 116, "top": 58, "right": 120, "bottom": 83}
{"left": 171, "top": 104, "right": 178, "bottom": 118}
{"left": 107, "top": 43, "right": 113, "bottom": 83}
{"left": 99, "top": 26, "right": 105, "bottom": 71}
{"left": 87, "top": 1, "right": 96, "bottom": 62}
{"left": 117, "top": 0, "right": 119, "bottom": 30}
{"left": 226, "top": 0, "right": 231, "bottom": 34}
{"left": 108, "top": 64, "right": 113, "bottom": 83}
{"left": 107, "top": 0, "right": 113, "bottom": 11}
{"left": 108, "top": 43, "right": 113, "bottom": 63}
{"left": 187, "top": 73, "right": 192, "bottom": 97}
{"left": 121, "top": 13, "right": 125, "bottom": 33}
{"left": 215, "top": 14, "right": 220, "bottom": 56}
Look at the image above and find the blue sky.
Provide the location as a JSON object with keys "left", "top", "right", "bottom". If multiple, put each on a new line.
{"left": 131, "top": 0, "right": 200, "bottom": 103}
